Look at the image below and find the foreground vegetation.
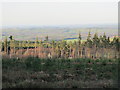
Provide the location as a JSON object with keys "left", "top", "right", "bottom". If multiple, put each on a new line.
{"left": 2, "top": 57, "right": 119, "bottom": 88}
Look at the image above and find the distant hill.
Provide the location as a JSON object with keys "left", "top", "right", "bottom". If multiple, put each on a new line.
{"left": 2, "top": 24, "right": 118, "bottom": 41}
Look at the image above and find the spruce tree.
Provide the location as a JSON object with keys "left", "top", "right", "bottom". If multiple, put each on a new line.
{"left": 45, "top": 35, "right": 48, "bottom": 41}
{"left": 4, "top": 37, "right": 8, "bottom": 53}
{"left": 93, "top": 32, "right": 100, "bottom": 47}
{"left": 78, "top": 32, "right": 82, "bottom": 57}
{"left": 86, "top": 31, "right": 92, "bottom": 48}
{"left": 103, "top": 33, "right": 107, "bottom": 47}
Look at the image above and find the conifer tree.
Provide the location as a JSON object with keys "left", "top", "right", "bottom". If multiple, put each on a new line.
{"left": 78, "top": 31, "right": 81, "bottom": 45}
{"left": 52, "top": 40, "right": 55, "bottom": 49}
{"left": 102, "top": 33, "right": 107, "bottom": 48}
{"left": 4, "top": 37, "right": 8, "bottom": 53}
{"left": 92, "top": 32, "right": 100, "bottom": 58}
{"left": 69, "top": 41, "right": 73, "bottom": 57}
{"left": 34, "top": 37, "right": 39, "bottom": 56}
{"left": 93, "top": 32, "right": 100, "bottom": 47}
{"left": 99, "top": 35, "right": 103, "bottom": 47}
{"left": 112, "top": 37, "right": 120, "bottom": 51}
{"left": 78, "top": 32, "right": 82, "bottom": 57}
{"left": 107, "top": 36, "right": 110, "bottom": 47}
{"left": 9, "top": 35, "right": 13, "bottom": 40}
{"left": 87, "top": 31, "right": 91, "bottom": 41}
{"left": 86, "top": 31, "right": 92, "bottom": 48}
{"left": 45, "top": 35, "right": 49, "bottom": 41}
{"left": 9, "top": 36, "right": 16, "bottom": 54}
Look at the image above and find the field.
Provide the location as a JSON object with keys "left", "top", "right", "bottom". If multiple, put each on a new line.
{"left": 2, "top": 25, "right": 117, "bottom": 41}
{"left": 2, "top": 57, "right": 119, "bottom": 88}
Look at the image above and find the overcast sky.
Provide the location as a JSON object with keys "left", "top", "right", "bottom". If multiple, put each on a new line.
{"left": 2, "top": 2, "right": 118, "bottom": 26}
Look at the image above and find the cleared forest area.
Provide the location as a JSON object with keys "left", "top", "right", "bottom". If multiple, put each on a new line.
{"left": 2, "top": 57, "right": 119, "bottom": 88}
{"left": 1, "top": 32, "right": 120, "bottom": 88}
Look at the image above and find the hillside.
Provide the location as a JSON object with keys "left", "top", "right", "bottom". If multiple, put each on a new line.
{"left": 2, "top": 25, "right": 118, "bottom": 41}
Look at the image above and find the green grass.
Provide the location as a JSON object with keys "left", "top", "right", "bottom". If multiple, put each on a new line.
{"left": 65, "top": 39, "right": 86, "bottom": 43}
{"left": 2, "top": 57, "right": 119, "bottom": 88}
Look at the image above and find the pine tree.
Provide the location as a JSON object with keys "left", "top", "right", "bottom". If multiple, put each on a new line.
{"left": 112, "top": 37, "right": 120, "bottom": 51}
{"left": 45, "top": 35, "right": 49, "bottom": 41}
{"left": 4, "top": 37, "right": 8, "bottom": 53}
{"left": 73, "top": 40, "right": 77, "bottom": 58}
{"left": 92, "top": 32, "right": 100, "bottom": 58}
{"left": 19, "top": 41, "right": 23, "bottom": 57}
{"left": 86, "top": 31, "right": 92, "bottom": 48}
{"left": 103, "top": 32, "right": 107, "bottom": 40}
{"left": 107, "top": 36, "right": 110, "bottom": 47}
{"left": 93, "top": 32, "right": 100, "bottom": 47}
{"left": 60, "top": 40, "right": 67, "bottom": 58}
{"left": 102, "top": 33, "right": 107, "bottom": 48}
{"left": 9, "top": 35, "right": 13, "bottom": 40}
{"left": 69, "top": 41, "right": 73, "bottom": 57}
{"left": 34, "top": 37, "right": 39, "bottom": 57}
{"left": 99, "top": 35, "right": 103, "bottom": 47}
{"left": 87, "top": 31, "right": 91, "bottom": 41}
{"left": 78, "top": 32, "right": 82, "bottom": 57}
{"left": 9, "top": 36, "right": 16, "bottom": 55}
{"left": 52, "top": 40, "right": 55, "bottom": 49}
{"left": 78, "top": 31, "right": 81, "bottom": 44}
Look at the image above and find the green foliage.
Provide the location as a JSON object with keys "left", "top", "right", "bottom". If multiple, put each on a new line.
{"left": 86, "top": 31, "right": 92, "bottom": 47}
{"left": 78, "top": 32, "right": 82, "bottom": 45}
{"left": 24, "top": 57, "right": 42, "bottom": 71}
{"left": 45, "top": 35, "right": 48, "bottom": 41}
{"left": 2, "top": 32, "right": 119, "bottom": 53}
{"left": 9, "top": 35, "right": 13, "bottom": 40}
{"left": 3, "top": 57, "right": 118, "bottom": 88}
{"left": 4, "top": 37, "right": 8, "bottom": 53}
{"left": 92, "top": 32, "right": 100, "bottom": 47}
{"left": 112, "top": 37, "right": 120, "bottom": 51}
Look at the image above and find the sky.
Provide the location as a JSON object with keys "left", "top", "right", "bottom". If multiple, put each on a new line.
{"left": 1, "top": 2, "right": 118, "bottom": 26}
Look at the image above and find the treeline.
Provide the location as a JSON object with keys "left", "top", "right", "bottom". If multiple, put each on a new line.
{"left": 1, "top": 31, "right": 120, "bottom": 59}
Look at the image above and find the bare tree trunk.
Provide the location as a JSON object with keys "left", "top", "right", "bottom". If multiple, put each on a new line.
{"left": 70, "top": 47, "right": 72, "bottom": 57}
{"left": 81, "top": 48, "right": 82, "bottom": 58}
{"left": 35, "top": 42, "right": 37, "bottom": 57}
{"left": 21, "top": 42, "right": 23, "bottom": 58}
{"left": 78, "top": 46, "right": 80, "bottom": 58}
{"left": 9, "top": 40, "right": 12, "bottom": 58}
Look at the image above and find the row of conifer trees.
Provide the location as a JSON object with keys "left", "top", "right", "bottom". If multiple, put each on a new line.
{"left": 1, "top": 31, "right": 120, "bottom": 57}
